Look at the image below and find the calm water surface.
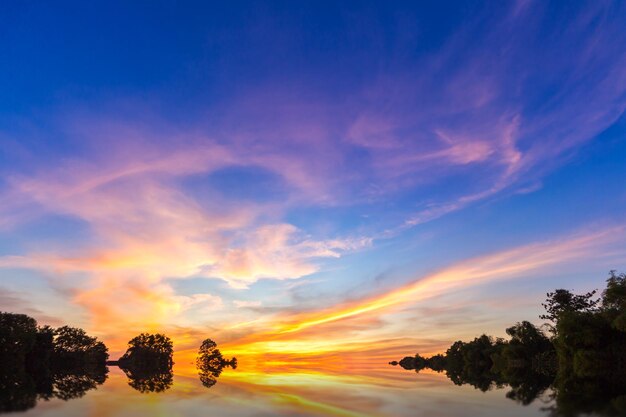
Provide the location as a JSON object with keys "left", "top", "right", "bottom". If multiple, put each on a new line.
{"left": 11, "top": 362, "right": 562, "bottom": 417}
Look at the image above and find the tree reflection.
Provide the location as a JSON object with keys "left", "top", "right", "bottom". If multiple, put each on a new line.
{"left": 543, "top": 373, "right": 626, "bottom": 417}
{"left": 395, "top": 358, "right": 626, "bottom": 416}
{"left": 0, "top": 367, "right": 37, "bottom": 413}
{"left": 0, "top": 363, "right": 107, "bottom": 413}
{"left": 198, "top": 365, "right": 222, "bottom": 388}
{"left": 51, "top": 367, "right": 108, "bottom": 400}
{"left": 502, "top": 368, "right": 552, "bottom": 406}
{"left": 121, "top": 365, "right": 173, "bottom": 393}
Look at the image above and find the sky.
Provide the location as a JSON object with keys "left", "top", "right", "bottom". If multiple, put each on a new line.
{"left": 1, "top": 0, "right": 625, "bottom": 362}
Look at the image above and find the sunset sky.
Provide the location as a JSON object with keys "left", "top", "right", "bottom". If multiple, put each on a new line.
{"left": 1, "top": 1, "right": 625, "bottom": 361}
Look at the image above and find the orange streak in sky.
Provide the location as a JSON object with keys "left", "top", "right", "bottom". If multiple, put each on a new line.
{"left": 225, "top": 228, "right": 621, "bottom": 354}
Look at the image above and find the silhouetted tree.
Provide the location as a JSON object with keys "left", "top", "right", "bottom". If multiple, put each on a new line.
{"left": 392, "top": 270, "right": 626, "bottom": 414}
{"left": 53, "top": 326, "right": 108, "bottom": 367}
{"left": 398, "top": 356, "right": 417, "bottom": 370}
{"left": 116, "top": 333, "right": 174, "bottom": 394}
{"left": 195, "top": 338, "right": 236, "bottom": 389}
{"left": 0, "top": 313, "right": 38, "bottom": 366}
{"left": 27, "top": 326, "right": 54, "bottom": 373}
{"left": 426, "top": 354, "right": 447, "bottom": 372}
{"left": 0, "top": 313, "right": 108, "bottom": 412}
{"left": 120, "top": 333, "right": 173, "bottom": 368}
{"left": 501, "top": 321, "right": 553, "bottom": 366}
{"left": 540, "top": 289, "right": 599, "bottom": 329}
{"left": 442, "top": 335, "right": 508, "bottom": 391}
{"left": 544, "top": 272, "right": 626, "bottom": 378}
{"left": 601, "top": 270, "right": 626, "bottom": 331}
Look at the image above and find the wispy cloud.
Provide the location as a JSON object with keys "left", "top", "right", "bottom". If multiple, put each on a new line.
{"left": 223, "top": 226, "right": 626, "bottom": 354}
{"left": 0, "top": 140, "right": 370, "bottom": 337}
{"left": 0, "top": 287, "right": 64, "bottom": 326}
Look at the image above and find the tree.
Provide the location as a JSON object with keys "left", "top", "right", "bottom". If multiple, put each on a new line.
{"left": 540, "top": 289, "right": 599, "bottom": 328}
{"left": 0, "top": 312, "right": 38, "bottom": 365}
{"left": 196, "top": 338, "right": 236, "bottom": 389}
{"left": 427, "top": 354, "right": 447, "bottom": 372}
{"left": 52, "top": 326, "right": 108, "bottom": 366}
{"left": 391, "top": 271, "right": 626, "bottom": 411}
{"left": 120, "top": 333, "right": 173, "bottom": 368}
{"left": 23, "top": 325, "right": 55, "bottom": 373}
{"left": 503, "top": 321, "right": 552, "bottom": 363}
{"left": 54, "top": 327, "right": 93, "bottom": 353}
{"left": 196, "top": 338, "right": 236, "bottom": 368}
{"left": 601, "top": 270, "right": 626, "bottom": 331}
{"left": 0, "top": 312, "right": 108, "bottom": 412}
{"left": 197, "top": 339, "right": 222, "bottom": 366}
{"left": 398, "top": 356, "right": 417, "bottom": 370}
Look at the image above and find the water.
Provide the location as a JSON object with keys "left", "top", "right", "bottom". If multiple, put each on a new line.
{"left": 4, "top": 361, "right": 597, "bottom": 417}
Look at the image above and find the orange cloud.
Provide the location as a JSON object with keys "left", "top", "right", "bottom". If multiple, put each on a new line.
{"left": 0, "top": 146, "right": 369, "bottom": 348}
{"left": 223, "top": 226, "right": 625, "bottom": 355}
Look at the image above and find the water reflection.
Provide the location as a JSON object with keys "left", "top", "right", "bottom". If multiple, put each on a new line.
{"left": 2, "top": 356, "right": 626, "bottom": 416}
{"left": 544, "top": 373, "right": 626, "bottom": 416}
{"left": 120, "top": 364, "right": 174, "bottom": 393}
{"left": 395, "top": 360, "right": 626, "bottom": 416}
{"left": 0, "top": 364, "right": 107, "bottom": 413}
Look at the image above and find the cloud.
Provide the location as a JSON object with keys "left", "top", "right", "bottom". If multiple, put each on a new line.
{"left": 223, "top": 225, "right": 626, "bottom": 354}
{"left": 0, "top": 142, "right": 370, "bottom": 334}
{"left": 281, "top": 227, "right": 625, "bottom": 333}
{"left": 0, "top": 288, "right": 64, "bottom": 326}
{"left": 171, "top": 293, "right": 223, "bottom": 315}
{"left": 207, "top": 224, "right": 370, "bottom": 289}
{"left": 233, "top": 300, "right": 262, "bottom": 308}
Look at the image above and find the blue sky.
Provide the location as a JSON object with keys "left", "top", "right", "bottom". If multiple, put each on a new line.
{"left": 0, "top": 0, "right": 625, "bottom": 356}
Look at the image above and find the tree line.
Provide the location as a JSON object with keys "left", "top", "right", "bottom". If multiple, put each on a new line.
{"left": 0, "top": 314, "right": 109, "bottom": 412}
{"left": 0, "top": 313, "right": 237, "bottom": 412}
{"left": 391, "top": 270, "right": 626, "bottom": 416}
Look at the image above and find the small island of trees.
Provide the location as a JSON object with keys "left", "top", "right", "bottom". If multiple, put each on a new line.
{"left": 196, "top": 338, "right": 237, "bottom": 388}
{"left": 111, "top": 333, "right": 175, "bottom": 393}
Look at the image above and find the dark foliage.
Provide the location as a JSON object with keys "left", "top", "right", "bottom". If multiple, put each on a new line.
{"left": 0, "top": 312, "right": 108, "bottom": 413}
{"left": 602, "top": 270, "right": 626, "bottom": 331}
{"left": 117, "top": 333, "right": 174, "bottom": 393}
{"left": 195, "top": 338, "right": 237, "bottom": 388}
{"left": 0, "top": 365, "right": 108, "bottom": 412}
{"left": 540, "top": 289, "right": 599, "bottom": 328}
{"left": 391, "top": 270, "right": 626, "bottom": 416}
{"left": 0, "top": 313, "right": 38, "bottom": 367}
{"left": 550, "top": 272, "right": 626, "bottom": 380}
{"left": 53, "top": 326, "right": 108, "bottom": 367}
{"left": 119, "top": 333, "right": 173, "bottom": 368}
{"left": 544, "top": 372, "right": 626, "bottom": 417}
{"left": 122, "top": 366, "right": 173, "bottom": 393}
{"left": 0, "top": 312, "right": 109, "bottom": 370}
